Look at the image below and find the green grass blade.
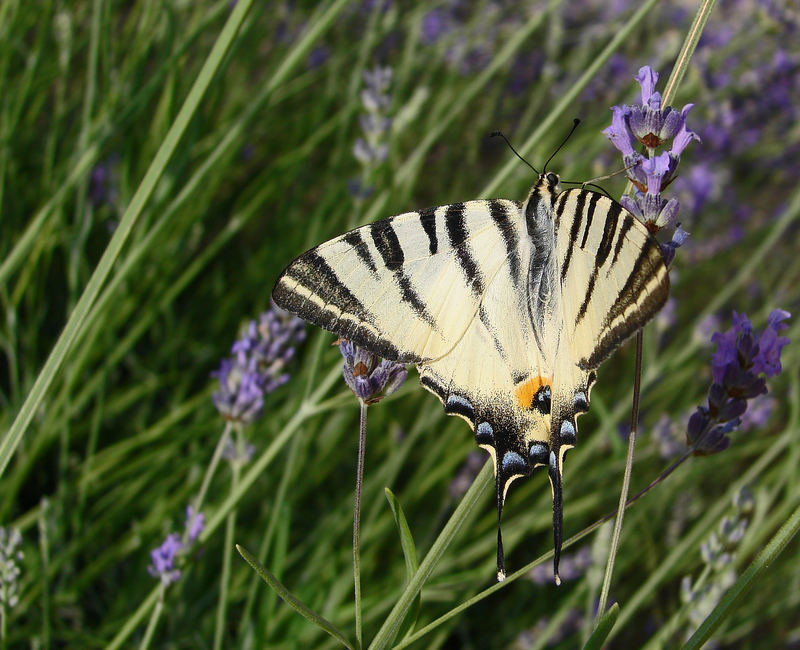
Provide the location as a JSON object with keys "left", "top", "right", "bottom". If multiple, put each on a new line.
{"left": 236, "top": 544, "right": 356, "bottom": 650}
{"left": 0, "top": 0, "right": 255, "bottom": 479}
{"left": 384, "top": 487, "right": 420, "bottom": 643}
{"left": 584, "top": 602, "right": 620, "bottom": 650}
{"left": 368, "top": 462, "right": 493, "bottom": 650}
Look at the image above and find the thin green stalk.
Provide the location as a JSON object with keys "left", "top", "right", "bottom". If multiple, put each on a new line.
{"left": 353, "top": 400, "right": 368, "bottom": 649}
{"left": 0, "top": 0, "right": 255, "bottom": 479}
{"left": 192, "top": 422, "right": 233, "bottom": 530}
{"left": 214, "top": 456, "right": 240, "bottom": 650}
{"left": 595, "top": 332, "right": 643, "bottom": 621}
{"left": 38, "top": 499, "right": 51, "bottom": 650}
{"left": 137, "top": 585, "right": 166, "bottom": 650}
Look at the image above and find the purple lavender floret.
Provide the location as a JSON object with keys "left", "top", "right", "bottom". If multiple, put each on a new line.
{"left": 212, "top": 302, "right": 306, "bottom": 423}
{"left": 147, "top": 534, "right": 183, "bottom": 585}
{"left": 339, "top": 339, "right": 407, "bottom": 404}
{"left": 185, "top": 506, "right": 205, "bottom": 543}
{"left": 688, "top": 309, "right": 790, "bottom": 454}
{"left": 604, "top": 65, "right": 699, "bottom": 198}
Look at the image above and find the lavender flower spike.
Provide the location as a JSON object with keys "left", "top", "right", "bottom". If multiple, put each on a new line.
{"left": 147, "top": 533, "right": 183, "bottom": 586}
{"left": 212, "top": 302, "right": 306, "bottom": 423}
{"left": 688, "top": 309, "right": 790, "bottom": 454}
{"left": 185, "top": 506, "right": 205, "bottom": 542}
{"left": 339, "top": 339, "right": 407, "bottom": 404}
{"left": 0, "top": 527, "right": 23, "bottom": 610}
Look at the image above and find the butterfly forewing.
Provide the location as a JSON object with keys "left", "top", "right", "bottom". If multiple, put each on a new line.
{"left": 555, "top": 189, "right": 670, "bottom": 373}
{"left": 273, "top": 199, "right": 525, "bottom": 364}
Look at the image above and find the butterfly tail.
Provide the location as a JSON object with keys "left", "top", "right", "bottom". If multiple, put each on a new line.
{"left": 547, "top": 447, "right": 564, "bottom": 586}
{"left": 495, "top": 472, "right": 507, "bottom": 582}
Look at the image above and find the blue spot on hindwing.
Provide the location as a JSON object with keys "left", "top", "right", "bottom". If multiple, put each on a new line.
{"left": 560, "top": 420, "right": 577, "bottom": 446}
{"left": 529, "top": 442, "right": 549, "bottom": 466}
{"left": 445, "top": 394, "right": 475, "bottom": 419}
{"left": 501, "top": 451, "right": 527, "bottom": 476}
{"left": 475, "top": 421, "right": 494, "bottom": 445}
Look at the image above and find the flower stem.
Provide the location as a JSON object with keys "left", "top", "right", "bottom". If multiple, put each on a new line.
{"left": 596, "top": 330, "right": 643, "bottom": 622}
{"left": 190, "top": 421, "right": 232, "bottom": 541}
{"left": 353, "top": 400, "right": 368, "bottom": 649}
{"left": 138, "top": 584, "right": 165, "bottom": 650}
{"left": 214, "top": 455, "right": 240, "bottom": 650}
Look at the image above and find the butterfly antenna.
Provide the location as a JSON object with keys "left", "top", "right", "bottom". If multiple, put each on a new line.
{"left": 578, "top": 161, "right": 638, "bottom": 187}
{"left": 490, "top": 130, "right": 540, "bottom": 175}
{"left": 543, "top": 118, "right": 581, "bottom": 174}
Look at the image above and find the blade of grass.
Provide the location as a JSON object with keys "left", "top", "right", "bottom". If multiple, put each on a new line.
{"left": 236, "top": 544, "right": 356, "bottom": 650}
{"left": 584, "top": 602, "right": 619, "bottom": 650}
{"left": 0, "top": 0, "right": 255, "bottom": 479}
{"left": 384, "top": 488, "right": 420, "bottom": 643}
{"left": 368, "top": 461, "right": 493, "bottom": 650}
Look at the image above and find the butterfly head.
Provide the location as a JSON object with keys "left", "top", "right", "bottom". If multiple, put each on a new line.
{"left": 541, "top": 171, "right": 561, "bottom": 194}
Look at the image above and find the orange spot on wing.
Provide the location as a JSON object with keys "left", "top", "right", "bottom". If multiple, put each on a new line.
{"left": 514, "top": 376, "right": 551, "bottom": 410}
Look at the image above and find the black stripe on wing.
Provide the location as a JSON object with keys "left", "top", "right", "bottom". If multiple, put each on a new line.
{"left": 559, "top": 194, "right": 583, "bottom": 283}
{"left": 575, "top": 200, "right": 622, "bottom": 325}
{"left": 578, "top": 192, "right": 596, "bottom": 249}
{"left": 489, "top": 199, "right": 522, "bottom": 287}
{"left": 343, "top": 230, "right": 378, "bottom": 274}
{"left": 419, "top": 207, "right": 438, "bottom": 254}
{"left": 369, "top": 220, "right": 438, "bottom": 327}
{"left": 446, "top": 202, "right": 485, "bottom": 296}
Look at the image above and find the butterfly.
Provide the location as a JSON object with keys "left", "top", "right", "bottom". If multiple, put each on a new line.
{"left": 272, "top": 169, "right": 669, "bottom": 583}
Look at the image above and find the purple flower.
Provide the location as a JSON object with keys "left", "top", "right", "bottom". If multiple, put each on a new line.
{"left": 185, "top": 506, "right": 205, "bottom": 542}
{"left": 625, "top": 67, "right": 694, "bottom": 149}
{"left": 421, "top": 8, "right": 451, "bottom": 45}
{"left": 307, "top": 45, "right": 329, "bottom": 69}
{"left": 148, "top": 534, "right": 183, "bottom": 586}
{"left": 603, "top": 106, "right": 637, "bottom": 157}
{"left": 339, "top": 340, "right": 407, "bottom": 404}
{"left": 89, "top": 154, "right": 120, "bottom": 208}
{"left": 212, "top": 303, "right": 306, "bottom": 423}
{"left": 353, "top": 66, "right": 393, "bottom": 173}
{"left": 660, "top": 226, "right": 689, "bottom": 267}
{"left": 222, "top": 435, "right": 257, "bottom": 464}
{"left": 688, "top": 309, "right": 790, "bottom": 454}
{"left": 606, "top": 64, "right": 699, "bottom": 268}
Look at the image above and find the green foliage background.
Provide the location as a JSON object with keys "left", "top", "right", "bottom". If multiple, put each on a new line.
{"left": 0, "top": 0, "right": 798, "bottom": 647}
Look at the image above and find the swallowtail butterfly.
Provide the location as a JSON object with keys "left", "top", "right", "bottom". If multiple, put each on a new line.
{"left": 273, "top": 170, "right": 669, "bottom": 583}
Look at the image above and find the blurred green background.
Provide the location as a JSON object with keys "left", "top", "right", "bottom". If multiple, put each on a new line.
{"left": 0, "top": 0, "right": 798, "bottom": 647}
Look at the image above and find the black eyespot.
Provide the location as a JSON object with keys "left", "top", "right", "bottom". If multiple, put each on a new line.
{"left": 533, "top": 385, "right": 552, "bottom": 415}
{"left": 546, "top": 172, "right": 559, "bottom": 187}
{"left": 529, "top": 442, "right": 549, "bottom": 466}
